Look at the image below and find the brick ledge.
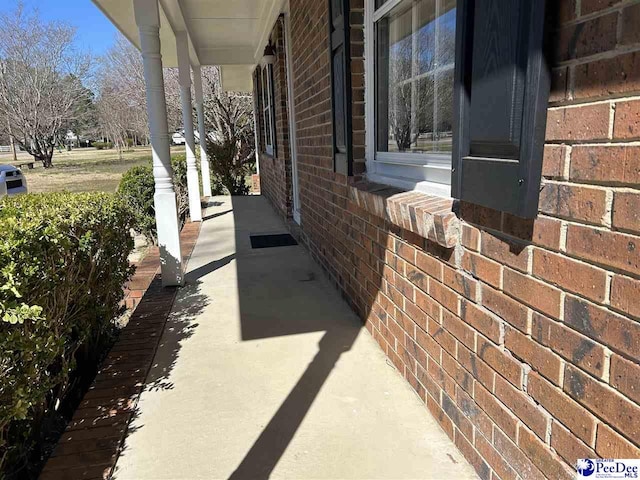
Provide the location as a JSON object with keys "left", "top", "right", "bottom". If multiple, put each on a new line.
{"left": 348, "top": 180, "right": 460, "bottom": 248}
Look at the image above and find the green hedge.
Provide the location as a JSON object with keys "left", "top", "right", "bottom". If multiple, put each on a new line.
{"left": 118, "top": 154, "right": 224, "bottom": 244}
{"left": 93, "top": 141, "right": 113, "bottom": 150}
{"left": 0, "top": 193, "right": 135, "bottom": 474}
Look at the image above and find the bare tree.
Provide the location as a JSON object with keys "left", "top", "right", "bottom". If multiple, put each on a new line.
{"left": 201, "top": 67, "right": 255, "bottom": 195}
{"left": 0, "top": 4, "right": 93, "bottom": 167}
{"left": 95, "top": 33, "right": 182, "bottom": 153}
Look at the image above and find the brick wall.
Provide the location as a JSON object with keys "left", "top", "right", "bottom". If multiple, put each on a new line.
{"left": 262, "top": 0, "right": 640, "bottom": 478}
{"left": 256, "top": 16, "right": 293, "bottom": 219}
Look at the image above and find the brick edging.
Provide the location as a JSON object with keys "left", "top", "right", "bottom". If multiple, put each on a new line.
{"left": 39, "top": 221, "right": 202, "bottom": 480}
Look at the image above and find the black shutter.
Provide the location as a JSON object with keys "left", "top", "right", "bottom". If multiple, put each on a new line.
{"left": 452, "top": 0, "right": 550, "bottom": 218}
{"left": 328, "top": 0, "right": 353, "bottom": 176}
{"left": 268, "top": 64, "right": 277, "bottom": 158}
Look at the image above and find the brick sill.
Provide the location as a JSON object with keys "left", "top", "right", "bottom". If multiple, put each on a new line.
{"left": 348, "top": 180, "right": 460, "bottom": 248}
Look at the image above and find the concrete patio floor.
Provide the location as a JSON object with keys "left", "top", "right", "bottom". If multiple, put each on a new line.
{"left": 112, "top": 195, "right": 477, "bottom": 480}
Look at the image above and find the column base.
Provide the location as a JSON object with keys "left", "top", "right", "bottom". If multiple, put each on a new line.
{"left": 187, "top": 168, "right": 203, "bottom": 221}
{"left": 154, "top": 191, "right": 184, "bottom": 287}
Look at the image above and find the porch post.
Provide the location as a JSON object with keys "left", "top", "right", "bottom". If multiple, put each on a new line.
{"left": 133, "top": 0, "right": 183, "bottom": 287}
{"left": 193, "top": 65, "right": 212, "bottom": 197}
{"left": 176, "top": 32, "right": 202, "bottom": 221}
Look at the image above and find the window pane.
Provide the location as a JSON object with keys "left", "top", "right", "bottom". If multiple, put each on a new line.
{"left": 375, "top": 0, "right": 456, "bottom": 154}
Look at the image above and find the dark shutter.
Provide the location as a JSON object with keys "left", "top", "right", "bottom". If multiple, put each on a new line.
{"left": 268, "top": 64, "right": 277, "bottom": 158}
{"left": 328, "top": 0, "right": 353, "bottom": 176}
{"left": 451, "top": 0, "right": 550, "bottom": 218}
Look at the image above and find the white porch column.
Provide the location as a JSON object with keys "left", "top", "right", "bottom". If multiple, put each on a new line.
{"left": 176, "top": 32, "right": 202, "bottom": 221}
{"left": 133, "top": 0, "right": 183, "bottom": 287}
{"left": 193, "top": 65, "right": 212, "bottom": 197}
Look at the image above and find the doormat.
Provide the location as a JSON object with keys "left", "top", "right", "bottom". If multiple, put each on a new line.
{"left": 250, "top": 233, "right": 298, "bottom": 249}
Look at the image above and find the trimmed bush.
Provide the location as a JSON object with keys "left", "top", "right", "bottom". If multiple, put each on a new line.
{"left": 93, "top": 141, "right": 113, "bottom": 150}
{"left": 118, "top": 155, "right": 190, "bottom": 245}
{"left": 0, "top": 193, "right": 135, "bottom": 474}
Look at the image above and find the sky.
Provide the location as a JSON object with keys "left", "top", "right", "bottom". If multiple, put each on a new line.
{"left": 0, "top": 0, "right": 119, "bottom": 56}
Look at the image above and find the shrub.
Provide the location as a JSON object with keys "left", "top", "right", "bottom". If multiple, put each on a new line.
{"left": 118, "top": 155, "right": 189, "bottom": 245}
{"left": 208, "top": 140, "right": 253, "bottom": 196}
{"left": 0, "top": 192, "right": 135, "bottom": 474}
{"left": 93, "top": 141, "right": 113, "bottom": 150}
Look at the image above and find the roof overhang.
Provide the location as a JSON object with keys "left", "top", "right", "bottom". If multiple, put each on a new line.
{"left": 92, "top": 0, "right": 285, "bottom": 91}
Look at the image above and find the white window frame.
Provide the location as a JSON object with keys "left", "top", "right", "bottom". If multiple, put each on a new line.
{"left": 364, "top": 0, "right": 454, "bottom": 198}
{"left": 261, "top": 64, "right": 275, "bottom": 156}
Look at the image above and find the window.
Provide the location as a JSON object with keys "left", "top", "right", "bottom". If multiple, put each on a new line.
{"left": 261, "top": 64, "right": 275, "bottom": 156}
{"left": 366, "top": 0, "right": 457, "bottom": 197}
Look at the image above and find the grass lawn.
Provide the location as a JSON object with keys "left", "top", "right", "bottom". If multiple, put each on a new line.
{"left": 0, "top": 146, "right": 186, "bottom": 193}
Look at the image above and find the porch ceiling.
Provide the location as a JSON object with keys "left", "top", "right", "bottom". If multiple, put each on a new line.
{"left": 92, "top": 0, "right": 284, "bottom": 91}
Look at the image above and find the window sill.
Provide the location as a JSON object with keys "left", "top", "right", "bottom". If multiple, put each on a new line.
{"left": 348, "top": 180, "right": 460, "bottom": 248}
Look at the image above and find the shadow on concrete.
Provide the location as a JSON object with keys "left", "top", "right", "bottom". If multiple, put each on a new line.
{"left": 226, "top": 196, "right": 364, "bottom": 480}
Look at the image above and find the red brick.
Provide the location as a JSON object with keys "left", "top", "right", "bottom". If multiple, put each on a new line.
{"left": 461, "top": 224, "right": 480, "bottom": 251}
{"left": 564, "top": 364, "right": 640, "bottom": 444}
{"left": 416, "top": 250, "right": 443, "bottom": 281}
{"left": 564, "top": 295, "right": 640, "bottom": 359}
{"left": 552, "top": 423, "right": 597, "bottom": 468}
{"left": 494, "top": 375, "right": 551, "bottom": 440}
{"left": 475, "top": 434, "right": 518, "bottom": 480}
{"left": 614, "top": 99, "right": 640, "bottom": 140}
{"left": 610, "top": 354, "right": 640, "bottom": 405}
{"left": 566, "top": 224, "right": 640, "bottom": 277}
{"left": 505, "top": 326, "right": 563, "bottom": 385}
{"left": 542, "top": 145, "right": 567, "bottom": 178}
{"left": 596, "top": 423, "right": 640, "bottom": 459}
{"left": 532, "top": 313, "right": 607, "bottom": 378}
{"left": 546, "top": 103, "right": 610, "bottom": 141}
{"left": 493, "top": 427, "right": 544, "bottom": 480}
{"left": 395, "top": 239, "right": 416, "bottom": 265}
{"left": 549, "top": 67, "right": 568, "bottom": 103}
{"left": 554, "top": 13, "right": 617, "bottom": 62}
{"left": 416, "top": 327, "right": 441, "bottom": 361}
{"left": 503, "top": 268, "right": 562, "bottom": 319}
{"left": 427, "top": 388, "right": 455, "bottom": 438}
{"left": 613, "top": 190, "right": 640, "bottom": 233}
{"left": 528, "top": 371, "right": 597, "bottom": 445}
{"left": 532, "top": 249, "right": 608, "bottom": 303}
{"left": 403, "top": 300, "right": 429, "bottom": 331}
{"left": 460, "top": 300, "right": 502, "bottom": 344}
{"left": 481, "top": 284, "right": 529, "bottom": 333}
{"left": 502, "top": 215, "right": 563, "bottom": 251}
{"left": 461, "top": 251, "right": 502, "bottom": 289}
{"left": 475, "top": 384, "right": 519, "bottom": 441}
{"left": 457, "top": 345, "right": 495, "bottom": 391}
{"left": 456, "top": 387, "right": 493, "bottom": 439}
{"left": 428, "top": 357, "right": 457, "bottom": 398}
{"left": 459, "top": 202, "right": 501, "bottom": 230}
{"left": 443, "top": 352, "right": 474, "bottom": 395}
{"left": 620, "top": 2, "right": 640, "bottom": 45}
{"left": 480, "top": 232, "right": 530, "bottom": 272}
{"left": 477, "top": 337, "right": 523, "bottom": 387}
{"left": 428, "top": 279, "right": 459, "bottom": 314}
{"left": 442, "top": 309, "right": 475, "bottom": 351}
{"left": 570, "top": 145, "right": 640, "bottom": 185}
{"left": 454, "top": 429, "right": 491, "bottom": 480}
{"left": 428, "top": 320, "right": 457, "bottom": 357}
{"left": 442, "top": 392, "right": 475, "bottom": 441}
{"left": 405, "top": 264, "right": 429, "bottom": 293}
{"left": 539, "top": 182, "right": 608, "bottom": 225}
{"left": 517, "top": 426, "right": 574, "bottom": 480}
{"left": 574, "top": 51, "right": 640, "bottom": 100}
{"left": 610, "top": 274, "right": 640, "bottom": 319}
{"left": 415, "top": 288, "right": 441, "bottom": 321}
{"left": 580, "top": 0, "right": 621, "bottom": 15}
{"left": 443, "top": 267, "right": 477, "bottom": 301}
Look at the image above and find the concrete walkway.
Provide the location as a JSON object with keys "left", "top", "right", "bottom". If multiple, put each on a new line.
{"left": 112, "top": 196, "right": 477, "bottom": 480}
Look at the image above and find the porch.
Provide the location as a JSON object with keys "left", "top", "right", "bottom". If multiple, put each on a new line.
{"left": 42, "top": 195, "right": 477, "bottom": 479}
